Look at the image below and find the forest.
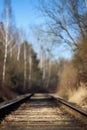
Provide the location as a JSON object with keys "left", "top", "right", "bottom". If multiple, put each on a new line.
{"left": 0, "top": 0, "right": 87, "bottom": 107}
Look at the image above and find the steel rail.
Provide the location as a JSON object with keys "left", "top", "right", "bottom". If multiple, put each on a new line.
{"left": 0, "top": 93, "right": 33, "bottom": 120}
{"left": 0, "top": 94, "right": 87, "bottom": 124}
{"left": 51, "top": 95, "right": 87, "bottom": 123}
{"left": 0, "top": 94, "right": 87, "bottom": 129}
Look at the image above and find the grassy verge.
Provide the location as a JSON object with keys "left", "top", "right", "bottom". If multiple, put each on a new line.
{"left": 58, "top": 86, "right": 87, "bottom": 107}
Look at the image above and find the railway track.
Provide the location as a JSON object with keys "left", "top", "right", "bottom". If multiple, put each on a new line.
{"left": 0, "top": 94, "right": 87, "bottom": 130}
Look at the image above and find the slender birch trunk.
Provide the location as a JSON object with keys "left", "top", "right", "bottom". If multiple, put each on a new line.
{"left": 40, "top": 45, "right": 43, "bottom": 69}
{"left": 29, "top": 55, "right": 32, "bottom": 81}
{"left": 29, "top": 46, "right": 32, "bottom": 88}
{"left": 46, "top": 52, "right": 51, "bottom": 88}
{"left": 46, "top": 59, "right": 51, "bottom": 87}
{"left": 24, "top": 42, "right": 27, "bottom": 89}
{"left": 17, "top": 45, "right": 20, "bottom": 61}
{"left": 2, "top": 3, "right": 9, "bottom": 84}
{"left": 2, "top": 43, "right": 8, "bottom": 83}
{"left": 2, "top": 0, "right": 14, "bottom": 85}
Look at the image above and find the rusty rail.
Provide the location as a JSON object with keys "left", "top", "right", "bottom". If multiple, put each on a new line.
{"left": 0, "top": 93, "right": 33, "bottom": 120}
{"left": 51, "top": 95, "right": 87, "bottom": 124}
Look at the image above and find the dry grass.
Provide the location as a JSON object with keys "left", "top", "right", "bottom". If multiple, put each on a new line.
{"left": 57, "top": 84, "right": 87, "bottom": 107}
{"left": 68, "top": 86, "right": 87, "bottom": 106}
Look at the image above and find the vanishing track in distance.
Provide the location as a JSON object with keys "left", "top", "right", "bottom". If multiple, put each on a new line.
{"left": 0, "top": 94, "right": 87, "bottom": 130}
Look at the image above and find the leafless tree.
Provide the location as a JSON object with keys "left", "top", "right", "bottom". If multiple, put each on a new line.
{"left": 2, "top": 0, "right": 16, "bottom": 84}
{"left": 38, "top": 0, "right": 87, "bottom": 49}
{"left": 24, "top": 42, "right": 27, "bottom": 89}
{"left": 28, "top": 45, "right": 32, "bottom": 88}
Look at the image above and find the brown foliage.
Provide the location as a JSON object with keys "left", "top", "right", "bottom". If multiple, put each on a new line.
{"left": 58, "top": 61, "right": 78, "bottom": 92}
{"left": 73, "top": 36, "right": 87, "bottom": 84}
{"left": 0, "top": 85, "right": 16, "bottom": 100}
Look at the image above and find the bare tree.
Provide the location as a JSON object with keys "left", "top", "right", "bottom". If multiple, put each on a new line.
{"left": 16, "top": 31, "right": 22, "bottom": 62}
{"left": 31, "top": 26, "right": 46, "bottom": 80}
{"left": 24, "top": 41, "right": 27, "bottom": 89}
{"left": 47, "top": 50, "right": 51, "bottom": 88}
{"left": 2, "top": 0, "right": 15, "bottom": 84}
{"left": 29, "top": 46, "right": 32, "bottom": 87}
{"left": 38, "top": 0, "right": 87, "bottom": 49}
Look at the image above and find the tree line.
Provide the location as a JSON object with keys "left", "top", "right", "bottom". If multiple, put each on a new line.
{"left": 0, "top": 0, "right": 87, "bottom": 101}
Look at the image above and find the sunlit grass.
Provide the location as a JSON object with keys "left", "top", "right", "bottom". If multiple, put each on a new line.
{"left": 68, "top": 86, "right": 87, "bottom": 106}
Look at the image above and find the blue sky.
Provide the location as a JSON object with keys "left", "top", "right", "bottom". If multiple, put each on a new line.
{"left": 0, "top": 0, "right": 42, "bottom": 28}
{"left": 12, "top": 0, "right": 41, "bottom": 28}
{"left": 0, "top": 0, "right": 72, "bottom": 60}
